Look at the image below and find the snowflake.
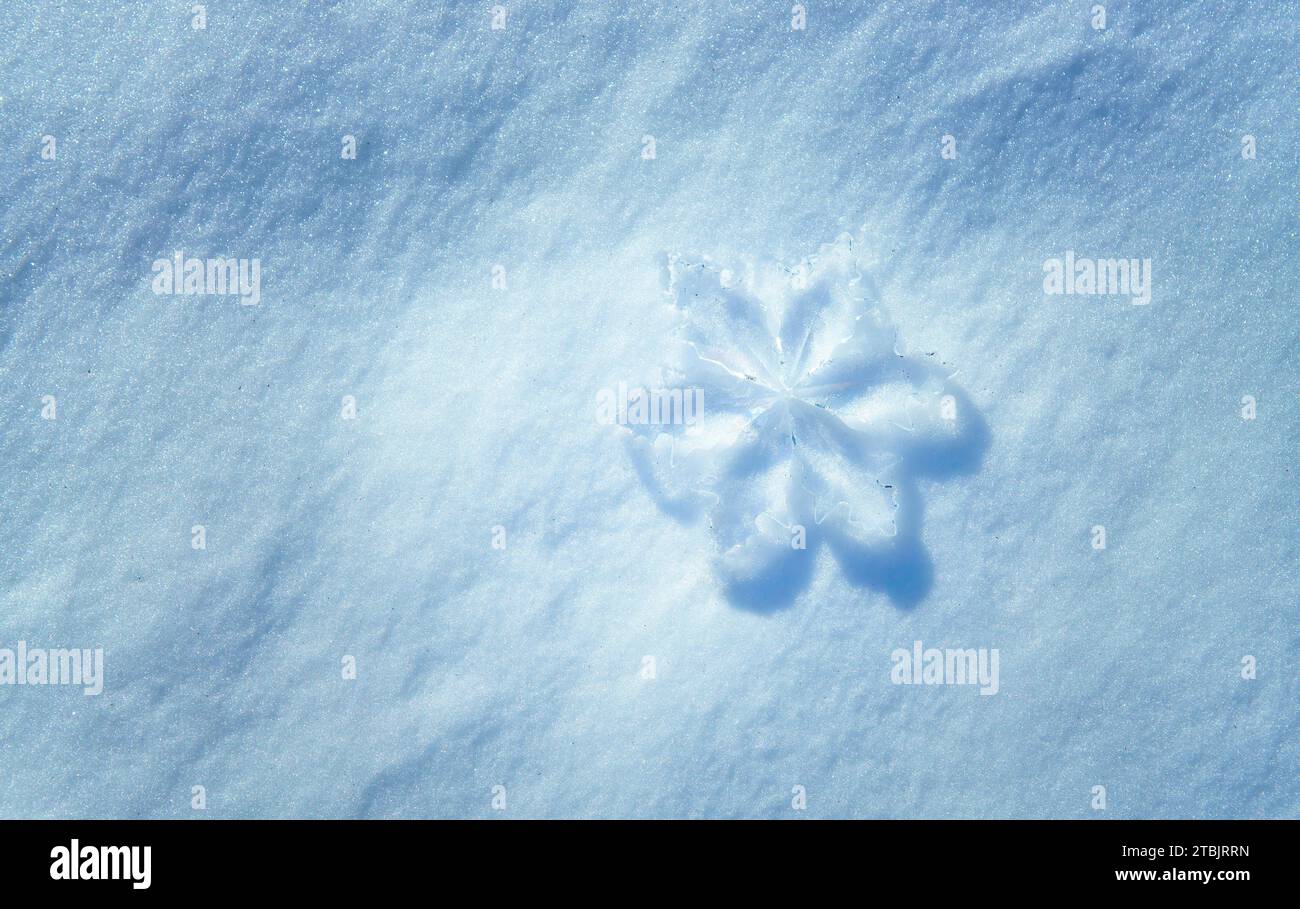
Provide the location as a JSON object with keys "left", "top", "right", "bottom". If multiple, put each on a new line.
{"left": 622, "top": 236, "right": 985, "bottom": 609}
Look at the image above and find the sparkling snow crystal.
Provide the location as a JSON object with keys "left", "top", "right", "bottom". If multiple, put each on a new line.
{"left": 623, "top": 237, "right": 987, "bottom": 609}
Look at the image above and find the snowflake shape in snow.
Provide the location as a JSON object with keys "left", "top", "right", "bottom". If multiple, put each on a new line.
{"left": 623, "top": 237, "right": 986, "bottom": 609}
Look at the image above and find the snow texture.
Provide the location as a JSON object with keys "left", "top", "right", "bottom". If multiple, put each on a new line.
{"left": 0, "top": 1, "right": 1296, "bottom": 818}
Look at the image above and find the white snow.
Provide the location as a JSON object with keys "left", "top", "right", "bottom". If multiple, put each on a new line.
{"left": 0, "top": 1, "right": 1295, "bottom": 818}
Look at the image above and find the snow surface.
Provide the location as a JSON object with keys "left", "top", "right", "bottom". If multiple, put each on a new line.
{"left": 0, "top": 1, "right": 1296, "bottom": 818}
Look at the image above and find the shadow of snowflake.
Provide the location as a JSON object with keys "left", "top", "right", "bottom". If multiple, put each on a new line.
{"left": 622, "top": 235, "right": 988, "bottom": 611}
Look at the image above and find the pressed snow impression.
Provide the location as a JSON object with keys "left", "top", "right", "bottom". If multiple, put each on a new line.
{"left": 623, "top": 237, "right": 986, "bottom": 609}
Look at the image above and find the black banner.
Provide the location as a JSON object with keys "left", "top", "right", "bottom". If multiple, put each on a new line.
{"left": 0, "top": 820, "right": 1286, "bottom": 894}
